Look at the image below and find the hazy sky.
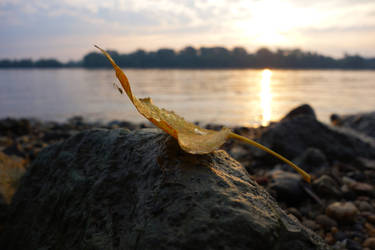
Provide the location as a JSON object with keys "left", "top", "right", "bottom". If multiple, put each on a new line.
{"left": 1, "top": 0, "right": 375, "bottom": 61}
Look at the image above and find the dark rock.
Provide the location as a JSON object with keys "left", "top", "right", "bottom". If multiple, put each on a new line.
{"left": 346, "top": 171, "right": 367, "bottom": 182}
{"left": 139, "top": 122, "right": 149, "bottom": 128}
{"left": 363, "top": 212, "right": 375, "bottom": 224}
{"left": 324, "top": 233, "right": 335, "bottom": 245}
{"left": 352, "top": 221, "right": 365, "bottom": 232}
{"left": 2, "top": 142, "right": 26, "bottom": 158}
{"left": 108, "top": 120, "right": 138, "bottom": 130}
{"left": 333, "top": 231, "right": 347, "bottom": 241}
{"left": 1, "top": 129, "right": 328, "bottom": 250}
{"left": 350, "top": 182, "right": 375, "bottom": 197}
{"left": 330, "top": 111, "right": 375, "bottom": 139}
{"left": 228, "top": 145, "right": 249, "bottom": 160}
{"left": 365, "top": 222, "right": 375, "bottom": 237}
{"left": 0, "top": 193, "right": 8, "bottom": 224}
{"left": 41, "top": 131, "right": 73, "bottom": 142}
{"left": 345, "top": 239, "right": 362, "bottom": 250}
{"left": 0, "top": 136, "right": 13, "bottom": 148}
{"left": 302, "top": 219, "right": 320, "bottom": 231}
{"left": 205, "top": 123, "right": 225, "bottom": 130}
{"left": 232, "top": 126, "right": 253, "bottom": 136}
{"left": 356, "top": 200, "right": 373, "bottom": 212}
{"left": 363, "top": 237, "right": 375, "bottom": 249}
{"left": 286, "top": 207, "right": 303, "bottom": 221}
{"left": 294, "top": 148, "right": 328, "bottom": 174}
{"left": 315, "top": 214, "right": 337, "bottom": 229}
{"left": 67, "top": 116, "right": 85, "bottom": 127}
{"left": 341, "top": 184, "right": 357, "bottom": 200}
{"left": 268, "top": 170, "right": 305, "bottom": 204}
{"left": 356, "top": 157, "right": 375, "bottom": 170}
{"left": 312, "top": 175, "right": 342, "bottom": 198}
{"left": 330, "top": 114, "right": 341, "bottom": 126}
{"left": 281, "top": 104, "right": 316, "bottom": 121}
{"left": 0, "top": 118, "right": 32, "bottom": 136}
{"left": 254, "top": 114, "right": 375, "bottom": 162}
{"left": 365, "top": 221, "right": 375, "bottom": 236}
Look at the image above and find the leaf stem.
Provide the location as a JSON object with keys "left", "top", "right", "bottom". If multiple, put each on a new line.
{"left": 229, "top": 132, "right": 311, "bottom": 183}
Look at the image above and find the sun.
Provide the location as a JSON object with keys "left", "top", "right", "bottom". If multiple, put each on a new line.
{"left": 235, "top": 0, "right": 311, "bottom": 46}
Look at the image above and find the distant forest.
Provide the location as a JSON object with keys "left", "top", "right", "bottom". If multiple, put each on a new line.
{"left": 1, "top": 46, "right": 375, "bottom": 69}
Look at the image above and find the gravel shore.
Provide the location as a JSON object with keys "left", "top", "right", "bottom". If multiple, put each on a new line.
{"left": 1, "top": 105, "right": 375, "bottom": 249}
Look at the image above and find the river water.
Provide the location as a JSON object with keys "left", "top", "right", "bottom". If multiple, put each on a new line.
{"left": 0, "top": 68, "right": 374, "bottom": 126}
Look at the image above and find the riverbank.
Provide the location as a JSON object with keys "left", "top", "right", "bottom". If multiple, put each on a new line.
{"left": 1, "top": 104, "right": 375, "bottom": 249}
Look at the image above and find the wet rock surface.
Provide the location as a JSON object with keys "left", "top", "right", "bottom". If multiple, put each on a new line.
{"left": 0, "top": 129, "right": 328, "bottom": 250}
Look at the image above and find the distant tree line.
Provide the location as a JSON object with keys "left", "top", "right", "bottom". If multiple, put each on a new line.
{"left": 0, "top": 58, "right": 81, "bottom": 68}
{"left": 1, "top": 47, "right": 375, "bottom": 69}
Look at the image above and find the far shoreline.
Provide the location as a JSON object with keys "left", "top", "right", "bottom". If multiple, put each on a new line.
{"left": 1, "top": 67, "right": 375, "bottom": 71}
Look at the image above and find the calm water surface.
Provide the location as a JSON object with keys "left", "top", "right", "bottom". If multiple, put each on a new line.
{"left": 0, "top": 68, "right": 374, "bottom": 126}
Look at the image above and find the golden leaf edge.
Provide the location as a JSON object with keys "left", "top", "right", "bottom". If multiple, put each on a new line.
{"left": 94, "top": 45, "right": 311, "bottom": 183}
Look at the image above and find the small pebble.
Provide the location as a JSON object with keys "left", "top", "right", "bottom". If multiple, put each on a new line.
{"left": 357, "top": 201, "right": 373, "bottom": 212}
{"left": 312, "top": 174, "right": 341, "bottom": 197}
{"left": 316, "top": 214, "right": 337, "bottom": 229}
{"left": 346, "top": 239, "right": 362, "bottom": 250}
{"left": 326, "top": 202, "right": 359, "bottom": 222}
{"left": 333, "top": 231, "right": 347, "bottom": 241}
{"left": 324, "top": 232, "right": 335, "bottom": 245}
{"left": 363, "top": 237, "right": 375, "bottom": 249}
{"left": 303, "top": 219, "right": 320, "bottom": 231}
{"left": 367, "top": 214, "right": 375, "bottom": 224}
{"left": 351, "top": 182, "right": 375, "bottom": 196}
{"left": 365, "top": 222, "right": 375, "bottom": 237}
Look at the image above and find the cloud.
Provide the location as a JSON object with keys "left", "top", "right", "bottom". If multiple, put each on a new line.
{"left": 0, "top": 0, "right": 375, "bottom": 60}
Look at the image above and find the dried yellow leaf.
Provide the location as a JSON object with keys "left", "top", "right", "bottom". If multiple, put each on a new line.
{"left": 95, "top": 45, "right": 311, "bottom": 183}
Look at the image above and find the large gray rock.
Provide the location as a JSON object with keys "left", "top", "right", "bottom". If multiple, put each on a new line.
{"left": 254, "top": 115, "right": 375, "bottom": 163}
{"left": 281, "top": 104, "right": 317, "bottom": 121}
{"left": 331, "top": 111, "right": 375, "bottom": 139}
{"left": 1, "top": 128, "right": 328, "bottom": 250}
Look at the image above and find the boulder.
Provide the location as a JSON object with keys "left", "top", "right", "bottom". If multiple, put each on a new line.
{"left": 254, "top": 115, "right": 375, "bottom": 163}
{"left": 330, "top": 111, "right": 375, "bottom": 139}
{"left": 281, "top": 104, "right": 316, "bottom": 121}
{"left": 1, "top": 128, "right": 328, "bottom": 250}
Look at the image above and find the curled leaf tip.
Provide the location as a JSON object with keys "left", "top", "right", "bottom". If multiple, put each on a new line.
{"left": 95, "top": 46, "right": 311, "bottom": 183}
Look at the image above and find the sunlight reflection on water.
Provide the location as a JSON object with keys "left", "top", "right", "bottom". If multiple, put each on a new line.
{"left": 1, "top": 69, "right": 375, "bottom": 127}
{"left": 260, "top": 69, "right": 272, "bottom": 126}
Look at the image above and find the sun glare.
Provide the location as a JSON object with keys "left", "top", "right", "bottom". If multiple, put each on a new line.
{"left": 236, "top": 0, "right": 313, "bottom": 46}
{"left": 260, "top": 69, "right": 272, "bottom": 126}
